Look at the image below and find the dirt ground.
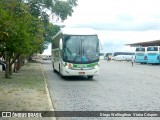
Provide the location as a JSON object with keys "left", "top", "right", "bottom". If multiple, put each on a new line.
{"left": 0, "top": 62, "right": 54, "bottom": 120}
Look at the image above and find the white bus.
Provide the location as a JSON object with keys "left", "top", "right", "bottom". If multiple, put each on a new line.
{"left": 51, "top": 28, "right": 100, "bottom": 79}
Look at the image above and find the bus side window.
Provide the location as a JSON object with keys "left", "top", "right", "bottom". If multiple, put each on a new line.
{"left": 55, "top": 51, "right": 59, "bottom": 57}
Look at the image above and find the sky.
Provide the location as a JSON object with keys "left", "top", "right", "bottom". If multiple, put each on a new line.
{"left": 42, "top": 0, "right": 160, "bottom": 55}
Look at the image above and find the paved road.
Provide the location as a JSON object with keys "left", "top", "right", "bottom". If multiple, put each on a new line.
{"left": 42, "top": 60, "right": 160, "bottom": 120}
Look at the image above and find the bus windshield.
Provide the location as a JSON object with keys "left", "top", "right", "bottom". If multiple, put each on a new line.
{"left": 63, "top": 35, "right": 99, "bottom": 63}
{"left": 136, "top": 47, "right": 145, "bottom": 52}
{"left": 147, "top": 47, "right": 158, "bottom": 51}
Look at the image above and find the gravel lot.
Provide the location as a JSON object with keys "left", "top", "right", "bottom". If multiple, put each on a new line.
{"left": 42, "top": 60, "right": 160, "bottom": 120}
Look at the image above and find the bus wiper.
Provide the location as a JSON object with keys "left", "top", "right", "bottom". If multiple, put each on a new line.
{"left": 82, "top": 47, "right": 92, "bottom": 62}
{"left": 73, "top": 47, "right": 80, "bottom": 62}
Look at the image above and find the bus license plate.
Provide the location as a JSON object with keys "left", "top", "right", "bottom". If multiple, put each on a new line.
{"left": 79, "top": 72, "right": 85, "bottom": 75}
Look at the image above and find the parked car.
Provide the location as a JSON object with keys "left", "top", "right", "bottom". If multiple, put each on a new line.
{"left": 42, "top": 56, "right": 51, "bottom": 60}
{"left": 0, "top": 60, "right": 6, "bottom": 71}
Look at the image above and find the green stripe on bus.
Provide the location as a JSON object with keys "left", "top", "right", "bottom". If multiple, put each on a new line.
{"left": 73, "top": 62, "right": 98, "bottom": 68}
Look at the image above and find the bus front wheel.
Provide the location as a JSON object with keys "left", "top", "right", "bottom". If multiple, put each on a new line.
{"left": 59, "top": 66, "right": 63, "bottom": 78}
{"left": 87, "top": 75, "right": 93, "bottom": 79}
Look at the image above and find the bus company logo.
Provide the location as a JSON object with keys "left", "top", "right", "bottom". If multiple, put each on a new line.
{"left": 2, "top": 112, "right": 11, "bottom": 117}
{"left": 76, "top": 64, "right": 87, "bottom": 68}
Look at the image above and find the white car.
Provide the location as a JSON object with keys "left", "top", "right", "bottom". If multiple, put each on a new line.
{"left": 42, "top": 56, "right": 51, "bottom": 60}
{"left": 112, "top": 55, "right": 135, "bottom": 61}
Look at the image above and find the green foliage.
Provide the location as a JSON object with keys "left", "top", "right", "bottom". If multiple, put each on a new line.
{"left": 0, "top": 0, "right": 43, "bottom": 55}
{"left": 44, "top": 24, "right": 60, "bottom": 43}
{"left": 53, "top": 0, "right": 75, "bottom": 21}
{"left": 0, "top": 0, "right": 77, "bottom": 78}
{"left": 0, "top": 0, "right": 78, "bottom": 57}
{"left": 0, "top": 0, "right": 78, "bottom": 77}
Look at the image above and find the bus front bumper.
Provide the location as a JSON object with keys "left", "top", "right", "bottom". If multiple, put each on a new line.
{"left": 147, "top": 59, "right": 160, "bottom": 64}
{"left": 61, "top": 67, "right": 99, "bottom": 76}
{"left": 135, "top": 59, "right": 147, "bottom": 63}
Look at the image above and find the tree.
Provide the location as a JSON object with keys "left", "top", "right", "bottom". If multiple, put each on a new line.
{"left": 0, "top": 0, "right": 78, "bottom": 78}
{"left": 0, "top": 0, "right": 44, "bottom": 78}
{"left": 27, "top": 0, "right": 77, "bottom": 44}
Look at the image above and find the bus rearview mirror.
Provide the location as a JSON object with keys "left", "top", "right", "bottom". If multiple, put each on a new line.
{"left": 59, "top": 39, "right": 63, "bottom": 50}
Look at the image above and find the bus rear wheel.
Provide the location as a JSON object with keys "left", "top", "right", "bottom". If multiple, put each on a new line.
{"left": 53, "top": 64, "right": 56, "bottom": 72}
{"left": 87, "top": 75, "right": 93, "bottom": 79}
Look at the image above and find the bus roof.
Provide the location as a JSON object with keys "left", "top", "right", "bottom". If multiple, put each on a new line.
{"left": 60, "top": 27, "right": 97, "bottom": 35}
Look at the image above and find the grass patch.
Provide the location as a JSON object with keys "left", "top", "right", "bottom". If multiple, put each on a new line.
{"left": 0, "top": 63, "right": 45, "bottom": 92}
{"left": 0, "top": 62, "right": 50, "bottom": 111}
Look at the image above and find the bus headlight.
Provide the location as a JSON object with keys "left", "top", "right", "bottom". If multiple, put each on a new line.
{"left": 94, "top": 65, "right": 98, "bottom": 69}
{"left": 66, "top": 66, "right": 68, "bottom": 69}
{"left": 66, "top": 63, "right": 73, "bottom": 69}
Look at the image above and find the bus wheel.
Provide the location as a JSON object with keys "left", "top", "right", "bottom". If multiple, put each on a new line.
{"left": 53, "top": 64, "right": 56, "bottom": 72}
{"left": 87, "top": 75, "right": 93, "bottom": 79}
{"left": 59, "top": 67, "right": 63, "bottom": 78}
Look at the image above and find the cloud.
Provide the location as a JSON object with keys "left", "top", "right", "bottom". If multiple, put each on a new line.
{"left": 101, "top": 40, "right": 135, "bottom": 53}
{"left": 73, "top": 21, "right": 160, "bottom": 31}
{"left": 117, "top": 14, "right": 134, "bottom": 22}
{"left": 64, "top": 0, "right": 160, "bottom": 32}
{"left": 49, "top": 0, "right": 160, "bottom": 54}
{"left": 97, "top": 30, "right": 160, "bottom": 53}
{"left": 43, "top": 0, "right": 160, "bottom": 55}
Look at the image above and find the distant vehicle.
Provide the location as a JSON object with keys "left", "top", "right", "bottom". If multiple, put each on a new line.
{"left": 51, "top": 27, "right": 100, "bottom": 79}
{"left": 0, "top": 60, "right": 6, "bottom": 71}
{"left": 113, "top": 52, "right": 134, "bottom": 56}
{"left": 103, "top": 53, "right": 112, "bottom": 60}
{"left": 42, "top": 56, "right": 51, "bottom": 60}
{"left": 111, "top": 55, "right": 135, "bottom": 61}
{"left": 147, "top": 46, "right": 160, "bottom": 64}
{"left": 135, "top": 47, "right": 147, "bottom": 64}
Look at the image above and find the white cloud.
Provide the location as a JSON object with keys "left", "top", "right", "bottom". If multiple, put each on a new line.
{"left": 43, "top": 0, "right": 160, "bottom": 54}
{"left": 65, "top": 0, "right": 160, "bottom": 27}
{"left": 42, "top": 44, "right": 51, "bottom": 55}
{"left": 63, "top": 0, "right": 160, "bottom": 53}
{"left": 96, "top": 30, "right": 160, "bottom": 52}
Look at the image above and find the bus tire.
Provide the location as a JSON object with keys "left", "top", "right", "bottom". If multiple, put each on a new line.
{"left": 87, "top": 75, "right": 93, "bottom": 79}
{"left": 53, "top": 64, "right": 56, "bottom": 72}
{"left": 59, "top": 66, "right": 63, "bottom": 78}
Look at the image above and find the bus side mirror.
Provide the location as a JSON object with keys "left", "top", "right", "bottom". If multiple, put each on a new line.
{"left": 59, "top": 39, "right": 63, "bottom": 50}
